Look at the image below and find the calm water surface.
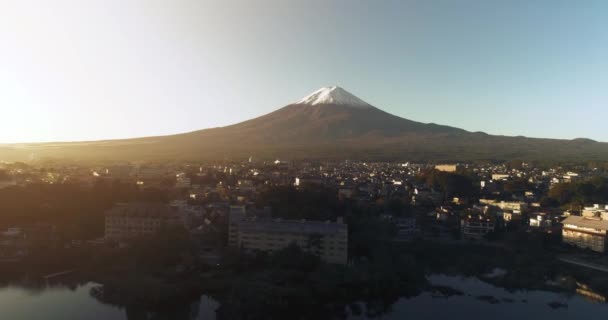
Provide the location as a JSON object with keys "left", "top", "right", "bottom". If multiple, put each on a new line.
{"left": 0, "top": 282, "right": 218, "bottom": 320}
{"left": 354, "top": 274, "right": 608, "bottom": 319}
{"left": 1, "top": 275, "right": 607, "bottom": 319}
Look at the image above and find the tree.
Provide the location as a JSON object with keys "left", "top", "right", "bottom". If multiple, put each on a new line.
{"left": 504, "top": 178, "right": 532, "bottom": 195}
{"left": 418, "top": 170, "right": 478, "bottom": 201}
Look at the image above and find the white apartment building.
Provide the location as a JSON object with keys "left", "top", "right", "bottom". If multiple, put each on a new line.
{"left": 562, "top": 215, "right": 608, "bottom": 253}
{"left": 105, "top": 203, "right": 182, "bottom": 240}
{"left": 228, "top": 206, "right": 348, "bottom": 264}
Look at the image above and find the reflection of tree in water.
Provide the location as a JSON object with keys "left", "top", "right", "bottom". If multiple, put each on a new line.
{"left": 214, "top": 275, "right": 406, "bottom": 320}
{"left": 0, "top": 275, "right": 87, "bottom": 297}
{"left": 90, "top": 284, "right": 201, "bottom": 320}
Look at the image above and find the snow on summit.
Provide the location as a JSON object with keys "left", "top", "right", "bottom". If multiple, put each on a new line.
{"left": 296, "top": 86, "right": 373, "bottom": 108}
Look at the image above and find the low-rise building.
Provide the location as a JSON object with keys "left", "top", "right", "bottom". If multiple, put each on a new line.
{"left": 562, "top": 216, "right": 608, "bottom": 253}
{"left": 461, "top": 216, "right": 495, "bottom": 240}
{"left": 479, "top": 199, "right": 528, "bottom": 214}
{"left": 228, "top": 206, "right": 348, "bottom": 264}
{"left": 582, "top": 204, "right": 608, "bottom": 220}
{"left": 104, "top": 203, "right": 182, "bottom": 240}
{"left": 435, "top": 164, "right": 459, "bottom": 173}
{"left": 394, "top": 217, "right": 419, "bottom": 241}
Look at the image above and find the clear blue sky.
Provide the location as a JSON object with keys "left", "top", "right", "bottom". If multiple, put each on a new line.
{"left": 1, "top": 0, "right": 607, "bottom": 143}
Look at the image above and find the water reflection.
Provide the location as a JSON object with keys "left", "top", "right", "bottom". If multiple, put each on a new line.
{"left": 350, "top": 275, "right": 608, "bottom": 320}
{"left": 90, "top": 283, "right": 204, "bottom": 320}
{"left": 0, "top": 277, "right": 218, "bottom": 320}
{"left": 1, "top": 275, "right": 608, "bottom": 320}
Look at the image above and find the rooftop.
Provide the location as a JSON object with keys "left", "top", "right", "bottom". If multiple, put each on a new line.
{"left": 562, "top": 215, "right": 608, "bottom": 230}
{"left": 238, "top": 218, "right": 347, "bottom": 235}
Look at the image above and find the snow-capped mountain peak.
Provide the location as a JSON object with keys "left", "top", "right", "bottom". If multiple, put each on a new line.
{"left": 296, "top": 86, "right": 373, "bottom": 108}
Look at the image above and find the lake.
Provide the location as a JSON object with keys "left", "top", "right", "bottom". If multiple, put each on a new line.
{"left": 1, "top": 275, "right": 607, "bottom": 319}
{"left": 353, "top": 274, "right": 608, "bottom": 319}
{"left": 0, "top": 281, "right": 219, "bottom": 320}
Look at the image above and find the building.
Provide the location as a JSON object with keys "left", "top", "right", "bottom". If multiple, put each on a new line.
{"left": 562, "top": 216, "right": 608, "bottom": 253}
{"left": 528, "top": 212, "right": 562, "bottom": 234}
{"left": 169, "top": 200, "right": 204, "bottom": 228}
{"left": 394, "top": 217, "right": 419, "bottom": 241}
{"left": 0, "top": 180, "right": 17, "bottom": 190}
{"left": 479, "top": 199, "right": 528, "bottom": 214}
{"left": 104, "top": 203, "right": 182, "bottom": 240}
{"left": 491, "top": 173, "right": 510, "bottom": 181}
{"left": 135, "top": 166, "right": 167, "bottom": 186}
{"left": 582, "top": 204, "right": 608, "bottom": 220}
{"left": 228, "top": 206, "right": 348, "bottom": 264}
{"left": 434, "top": 164, "right": 459, "bottom": 173}
{"left": 412, "top": 187, "right": 442, "bottom": 205}
{"left": 0, "top": 228, "right": 27, "bottom": 260}
{"left": 435, "top": 206, "right": 455, "bottom": 222}
{"left": 461, "top": 216, "right": 495, "bottom": 240}
{"left": 175, "top": 173, "right": 192, "bottom": 189}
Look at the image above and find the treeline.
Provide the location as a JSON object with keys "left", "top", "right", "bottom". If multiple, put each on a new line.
{"left": 416, "top": 169, "right": 478, "bottom": 200}
{"left": 216, "top": 242, "right": 424, "bottom": 320}
{"left": 255, "top": 185, "right": 345, "bottom": 221}
{"left": 0, "top": 180, "right": 169, "bottom": 240}
{"left": 546, "top": 177, "right": 608, "bottom": 207}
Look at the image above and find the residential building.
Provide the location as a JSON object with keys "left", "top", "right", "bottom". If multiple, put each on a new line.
{"left": 479, "top": 199, "right": 528, "bottom": 214}
{"left": 104, "top": 203, "right": 182, "bottom": 240}
{"left": 461, "top": 216, "right": 495, "bottom": 240}
{"left": 435, "top": 164, "right": 459, "bottom": 173}
{"left": 562, "top": 216, "right": 608, "bottom": 253}
{"left": 175, "top": 173, "right": 192, "bottom": 189}
{"left": 491, "top": 174, "right": 510, "bottom": 181}
{"left": 0, "top": 228, "right": 27, "bottom": 260}
{"left": 228, "top": 206, "right": 348, "bottom": 264}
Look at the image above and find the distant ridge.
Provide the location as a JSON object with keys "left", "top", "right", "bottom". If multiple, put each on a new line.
{"left": 1, "top": 86, "right": 608, "bottom": 162}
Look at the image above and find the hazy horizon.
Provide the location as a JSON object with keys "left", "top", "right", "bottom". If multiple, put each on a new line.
{"left": 2, "top": 0, "right": 607, "bottom": 143}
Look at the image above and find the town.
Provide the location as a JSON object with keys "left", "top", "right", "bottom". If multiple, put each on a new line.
{"left": 3, "top": 159, "right": 608, "bottom": 255}
{"left": 3, "top": 158, "right": 608, "bottom": 313}
{"left": 2, "top": 157, "right": 608, "bottom": 318}
{"left": 3, "top": 159, "right": 608, "bottom": 257}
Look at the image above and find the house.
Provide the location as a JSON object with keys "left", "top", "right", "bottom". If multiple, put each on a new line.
{"left": 491, "top": 173, "right": 510, "bottom": 181}
{"left": 0, "top": 228, "right": 28, "bottom": 260}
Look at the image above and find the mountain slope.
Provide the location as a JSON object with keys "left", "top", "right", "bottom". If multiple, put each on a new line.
{"left": 1, "top": 86, "right": 608, "bottom": 162}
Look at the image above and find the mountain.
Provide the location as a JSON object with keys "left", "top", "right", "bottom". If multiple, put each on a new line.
{"left": 2, "top": 86, "right": 608, "bottom": 163}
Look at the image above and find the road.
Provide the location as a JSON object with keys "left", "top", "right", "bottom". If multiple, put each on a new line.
{"left": 558, "top": 256, "right": 608, "bottom": 273}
